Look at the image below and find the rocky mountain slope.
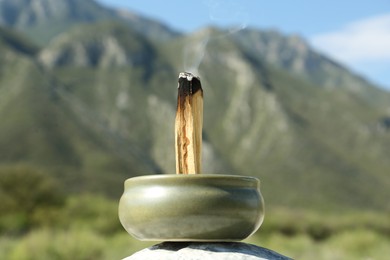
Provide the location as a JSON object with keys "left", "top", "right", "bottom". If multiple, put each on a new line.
{"left": 0, "top": 0, "right": 389, "bottom": 211}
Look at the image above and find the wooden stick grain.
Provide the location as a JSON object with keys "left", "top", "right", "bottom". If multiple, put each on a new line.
{"left": 175, "top": 72, "right": 203, "bottom": 174}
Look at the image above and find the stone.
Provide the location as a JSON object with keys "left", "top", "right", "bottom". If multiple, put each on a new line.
{"left": 124, "top": 242, "right": 292, "bottom": 260}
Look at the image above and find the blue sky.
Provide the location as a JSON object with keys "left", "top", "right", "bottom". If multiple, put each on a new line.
{"left": 98, "top": 0, "right": 390, "bottom": 90}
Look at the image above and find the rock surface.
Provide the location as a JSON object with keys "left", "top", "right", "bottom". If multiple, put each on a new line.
{"left": 124, "top": 242, "right": 292, "bottom": 260}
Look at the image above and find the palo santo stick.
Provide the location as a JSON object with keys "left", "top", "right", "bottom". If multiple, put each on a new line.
{"left": 175, "top": 72, "right": 203, "bottom": 174}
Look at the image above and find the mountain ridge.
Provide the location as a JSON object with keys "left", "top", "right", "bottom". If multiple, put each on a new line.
{"left": 0, "top": 0, "right": 180, "bottom": 45}
{"left": 0, "top": 0, "right": 389, "bottom": 211}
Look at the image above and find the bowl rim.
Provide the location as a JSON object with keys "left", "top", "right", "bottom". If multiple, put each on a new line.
{"left": 125, "top": 173, "right": 260, "bottom": 182}
{"left": 124, "top": 174, "right": 260, "bottom": 187}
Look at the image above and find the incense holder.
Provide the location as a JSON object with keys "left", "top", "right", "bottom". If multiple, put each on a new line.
{"left": 118, "top": 174, "right": 264, "bottom": 241}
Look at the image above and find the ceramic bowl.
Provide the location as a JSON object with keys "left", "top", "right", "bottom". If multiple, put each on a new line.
{"left": 118, "top": 174, "right": 264, "bottom": 241}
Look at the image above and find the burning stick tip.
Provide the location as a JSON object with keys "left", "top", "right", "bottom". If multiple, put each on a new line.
{"left": 179, "top": 72, "right": 199, "bottom": 82}
{"left": 178, "top": 72, "right": 202, "bottom": 95}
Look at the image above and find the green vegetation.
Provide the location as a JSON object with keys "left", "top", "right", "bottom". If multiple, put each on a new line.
{"left": 0, "top": 166, "right": 388, "bottom": 259}
{"left": 0, "top": 187, "right": 388, "bottom": 259}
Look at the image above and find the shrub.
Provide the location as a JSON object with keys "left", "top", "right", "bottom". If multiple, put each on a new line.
{"left": 0, "top": 165, "right": 65, "bottom": 233}
{"left": 56, "top": 194, "right": 123, "bottom": 235}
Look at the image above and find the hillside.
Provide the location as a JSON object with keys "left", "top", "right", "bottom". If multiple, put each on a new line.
{"left": 0, "top": 26, "right": 158, "bottom": 196}
{"left": 0, "top": 0, "right": 389, "bottom": 211}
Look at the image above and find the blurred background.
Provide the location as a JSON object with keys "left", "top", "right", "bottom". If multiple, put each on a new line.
{"left": 0, "top": 0, "right": 389, "bottom": 259}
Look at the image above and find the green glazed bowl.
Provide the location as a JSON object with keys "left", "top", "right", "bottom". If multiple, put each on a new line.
{"left": 118, "top": 174, "right": 264, "bottom": 241}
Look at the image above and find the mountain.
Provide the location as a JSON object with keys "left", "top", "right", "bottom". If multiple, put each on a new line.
{"left": 0, "top": 26, "right": 159, "bottom": 196}
{"left": 0, "top": 0, "right": 389, "bottom": 211}
{"left": 0, "top": 0, "right": 179, "bottom": 45}
{"left": 232, "top": 29, "right": 390, "bottom": 107}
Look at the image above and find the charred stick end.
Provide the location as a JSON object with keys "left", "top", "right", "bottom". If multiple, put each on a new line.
{"left": 175, "top": 72, "right": 203, "bottom": 174}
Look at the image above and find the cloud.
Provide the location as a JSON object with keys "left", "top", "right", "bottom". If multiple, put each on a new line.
{"left": 310, "top": 13, "right": 390, "bottom": 63}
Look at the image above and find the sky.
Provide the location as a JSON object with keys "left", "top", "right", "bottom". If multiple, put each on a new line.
{"left": 98, "top": 0, "right": 390, "bottom": 90}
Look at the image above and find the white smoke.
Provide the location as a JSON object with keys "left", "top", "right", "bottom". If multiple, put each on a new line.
{"left": 182, "top": 0, "right": 250, "bottom": 75}
{"left": 205, "top": 0, "right": 249, "bottom": 33}
{"left": 183, "top": 36, "right": 210, "bottom": 76}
